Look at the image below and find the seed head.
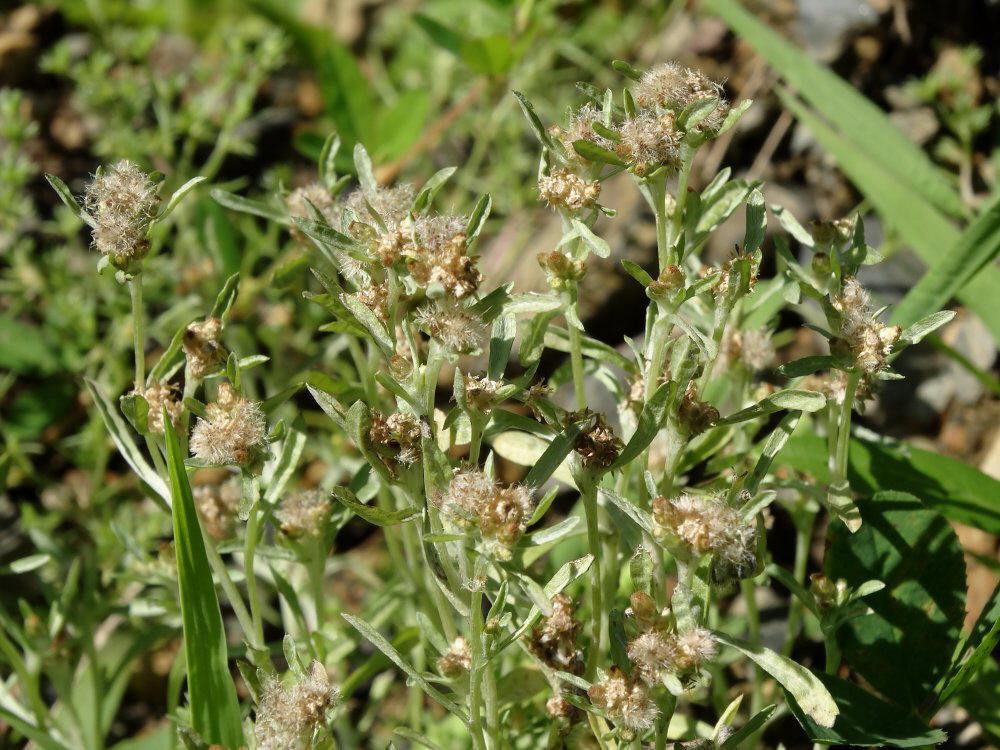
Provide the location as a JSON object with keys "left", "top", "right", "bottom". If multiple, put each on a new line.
{"left": 723, "top": 329, "right": 775, "bottom": 371}
{"left": 553, "top": 103, "right": 614, "bottom": 159}
{"left": 626, "top": 630, "right": 676, "bottom": 683}
{"left": 414, "top": 299, "right": 486, "bottom": 353}
{"left": 537, "top": 169, "right": 601, "bottom": 212}
{"left": 587, "top": 666, "right": 657, "bottom": 732}
{"left": 528, "top": 594, "right": 584, "bottom": 675}
{"left": 439, "top": 469, "right": 534, "bottom": 560}
{"left": 436, "top": 636, "right": 472, "bottom": 676}
{"left": 652, "top": 494, "right": 756, "bottom": 576}
{"left": 344, "top": 184, "right": 415, "bottom": 234}
{"left": 405, "top": 216, "right": 481, "bottom": 298}
{"left": 616, "top": 112, "right": 681, "bottom": 173}
{"left": 463, "top": 374, "right": 503, "bottom": 411}
{"left": 833, "top": 277, "right": 900, "bottom": 375}
{"left": 83, "top": 160, "right": 158, "bottom": 263}
{"left": 182, "top": 317, "right": 226, "bottom": 380}
{"left": 189, "top": 383, "right": 268, "bottom": 466}
{"left": 672, "top": 627, "right": 717, "bottom": 672}
{"left": 286, "top": 182, "right": 338, "bottom": 229}
{"left": 368, "top": 410, "right": 424, "bottom": 467}
{"left": 255, "top": 661, "right": 337, "bottom": 750}
{"left": 572, "top": 411, "right": 623, "bottom": 470}
{"left": 677, "top": 384, "right": 719, "bottom": 436}
{"left": 634, "top": 62, "right": 729, "bottom": 132}
{"left": 135, "top": 380, "right": 182, "bottom": 435}
{"left": 276, "top": 490, "right": 332, "bottom": 538}
{"left": 193, "top": 480, "right": 241, "bottom": 540}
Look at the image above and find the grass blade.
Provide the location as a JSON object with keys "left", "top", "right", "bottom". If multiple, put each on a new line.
{"left": 162, "top": 418, "right": 244, "bottom": 748}
{"left": 704, "top": 0, "right": 964, "bottom": 219}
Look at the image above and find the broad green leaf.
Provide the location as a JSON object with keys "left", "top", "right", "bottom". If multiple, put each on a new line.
{"left": 162, "top": 419, "right": 243, "bottom": 747}
{"left": 779, "top": 433, "right": 1000, "bottom": 535}
{"left": 714, "top": 632, "right": 838, "bottom": 727}
{"left": 459, "top": 34, "right": 514, "bottom": 76}
{"left": 826, "top": 491, "right": 966, "bottom": 709}
{"left": 341, "top": 613, "right": 469, "bottom": 723}
{"left": 704, "top": 0, "right": 964, "bottom": 219}
{"left": 331, "top": 486, "right": 419, "bottom": 527}
{"left": 784, "top": 672, "right": 947, "bottom": 747}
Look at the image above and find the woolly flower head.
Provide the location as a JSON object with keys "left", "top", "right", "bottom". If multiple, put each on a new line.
{"left": 553, "top": 103, "right": 614, "bottom": 158}
{"left": 182, "top": 317, "right": 226, "bottom": 380}
{"left": 439, "top": 469, "right": 534, "bottom": 560}
{"left": 368, "top": 410, "right": 424, "bottom": 468}
{"left": 255, "top": 661, "right": 337, "bottom": 750}
{"left": 572, "top": 411, "right": 623, "bottom": 470}
{"left": 287, "top": 182, "right": 338, "bottom": 228}
{"left": 723, "top": 329, "right": 775, "bottom": 372}
{"left": 193, "top": 480, "right": 241, "bottom": 540}
{"left": 616, "top": 112, "right": 682, "bottom": 174}
{"left": 436, "top": 636, "right": 472, "bottom": 676}
{"left": 634, "top": 62, "right": 730, "bottom": 132}
{"left": 528, "top": 594, "right": 584, "bottom": 675}
{"left": 652, "top": 494, "right": 756, "bottom": 576}
{"left": 345, "top": 184, "right": 415, "bottom": 234}
{"left": 537, "top": 169, "right": 601, "bottom": 212}
{"left": 627, "top": 626, "right": 717, "bottom": 683}
{"left": 406, "top": 215, "right": 481, "bottom": 298}
{"left": 587, "top": 666, "right": 658, "bottom": 733}
{"left": 189, "top": 383, "right": 268, "bottom": 466}
{"left": 832, "top": 277, "right": 900, "bottom": 375}
{"left": 276, "top": 490, "right": 332, "bottom": 538}
{"left": 83, "top": 160, "right": 158, "bottom": 263}
{"left": 414, "top": 298, "right": 486, "bottom": 353}
{"left": 135, "top": 380, "right": 182, "bottom": 435}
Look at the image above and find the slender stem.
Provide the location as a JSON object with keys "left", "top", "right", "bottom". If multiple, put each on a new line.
{"left": 654, "top": 693, "right": 678, "bottom": 750}
{"left": 651, "top": 175, "right": 669, "bottom": 271}
{"left": 468, "top": 414, "right": 485, "bottom": 466}
{"left": 823, "top": 626, "right": 841, "bottom": 675}
{"left": 469, "top": 567, "right": 488, "bottom": 750}
{"left": 581, "top": 477, "right": 604, "bottom": 680}
{"left": 202, "top": 532, "right": 259, "bottom": 651}
{"left": 831, "top": 373, "right": 860, "bottom": 489}
{"left": 129, "top": 275, "right": 145, "bottom": 390}
{"left": 567, "top": 302, "right": 587, "bottom": 411}
{"left": 782, "top": 507, "right": 816, "bottom": 657}
{"left": 669, "top": 144, "right": 694, "bottom": 264}
{"left": 741, "top": 578, "right": 763, "bottom": 715}
{"left": 244, "top": 501, "right": 265, "bottom": 647}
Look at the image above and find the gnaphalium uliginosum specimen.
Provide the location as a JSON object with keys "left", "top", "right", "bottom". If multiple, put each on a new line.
{"left": 52, "top": 59, "right": 957, "bottom": 749}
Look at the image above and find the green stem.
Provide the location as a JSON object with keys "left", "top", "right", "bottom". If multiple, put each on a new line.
{"left": 469, "top": 569, "right": 488, "bottom": 750}
{"left": 741, "top": 578, "right": 763, "bottom": 715}
{"left": 202, "top": 532, "right": 260, "bottom": 652}
{"left": 669, "top": 144, "right": 694, "bottom": 264}
{"left": 650, "top": 175, "right": 669, "bottom": 271}
{"left": 782, "top": 507, "right": 816, "bottom": 657}
{"left": 129, "top": 275, "right": 145, "bottom": 390}
{"left": 581, "top": 477, "right": 604, "bottom": 680}
{"left": 831, "top": 373, "right": 860, "bottom": 490}
{"left": 654, "top": 693, "right": 678, "bottom": 750}
{"left": 244, "top": 501, "right": 265, "bottom": 647}
{"left": 823, "top": 627, "right": 841, "bottom": 676}
{"left": 468, "top": 414, "right": 486, "bottom": 466}
{"left": 567, "top": 306, "right": 587, "bottom": 411}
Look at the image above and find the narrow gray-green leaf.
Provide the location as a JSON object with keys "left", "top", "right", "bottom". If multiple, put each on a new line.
{"left": 45, "top": 174, "right": 96, "bottom": 228}
{"left": 612, "top": 381, "right": 677, "bottom": 469}
{"left": 341, "top": 612, "right": 469, "bottom": 723}
{"left": 571, "top": 218, "right": 611, "bottom": 259}
{"left": 153, "top": 176, "right": 206, "bottom": 226}
{"left": 353, "top": 142, "right": 378, "bottom": 200}
{"left": 331, "top": 486, "right": 419, "bottom": 526}
{"left": 714, "top": 632, "right": 838, "bottom": 728}
{"left": 210, "top": 188, "right": 287, "bottom": 223}
{"left": 717, "top": 389, "right": 824, "bottom": 425}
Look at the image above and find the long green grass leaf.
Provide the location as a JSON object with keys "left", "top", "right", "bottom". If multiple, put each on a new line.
{"left": 704, "top": 0, "right": 964, "bottom": 219}
{"left": 162, "top": 418, "right": 244, "bottom": 748}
